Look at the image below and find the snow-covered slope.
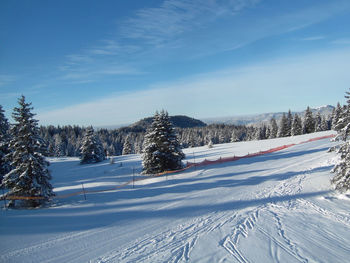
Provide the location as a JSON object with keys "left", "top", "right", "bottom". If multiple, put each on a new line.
{"left": 1, "top": 131, "right": 350, "bottom": 263}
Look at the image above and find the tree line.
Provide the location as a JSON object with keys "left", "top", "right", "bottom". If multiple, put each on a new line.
{"left": 37, "top": 106, "right": 334, "bottom": 158}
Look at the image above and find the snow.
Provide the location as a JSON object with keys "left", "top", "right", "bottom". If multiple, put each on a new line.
{"left": 1, "top": 130, "right": 350, "bottom": 262}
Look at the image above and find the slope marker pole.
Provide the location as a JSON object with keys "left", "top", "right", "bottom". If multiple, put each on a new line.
{"left": 81, "top": 184, "right": 87, "bottom": 200}
{"left": 193, "top": 152, "right": 196, "bottom": 170}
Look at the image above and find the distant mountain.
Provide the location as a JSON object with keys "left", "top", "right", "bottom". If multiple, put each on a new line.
{"left": 118, "top": 115, "right": 206, "bottom": 133}
{"left": 203, "top": 105, "right": 335, "bottom": 126}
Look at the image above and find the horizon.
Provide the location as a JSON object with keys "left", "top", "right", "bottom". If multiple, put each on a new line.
{"left": 1, "top": 0, "right": 350, "bottom": 126}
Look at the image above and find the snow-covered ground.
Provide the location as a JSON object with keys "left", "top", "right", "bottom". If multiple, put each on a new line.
{"left": 1, "top": 130, "right": 350, "bottom": 263}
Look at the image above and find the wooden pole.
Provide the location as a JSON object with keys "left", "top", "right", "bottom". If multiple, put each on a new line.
{"left": 81, "top": 184, "right": 87, "bottom": 200}
{"left": 193, "top": 152, "right": 196, "bottom": 170}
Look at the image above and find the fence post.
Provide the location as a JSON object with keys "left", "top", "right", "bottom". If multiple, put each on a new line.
{"left": 193, "top": 152, "right": 196, "bottom": 170}
{"left": 81, "top": 184, "right": 87, "bottom": 200}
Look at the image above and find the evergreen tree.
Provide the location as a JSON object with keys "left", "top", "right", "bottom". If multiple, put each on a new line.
{"left": 80, "top": 126, "right": 105, "bottom": 164}
{"left": 265, "top": 126, "right": 271, "bottom": 139}
{"left": 291, "top": 114, "right": 303, "bottom": 136}
{"left": 0, "top": 105, "right": 11, "bottom": 181}
{"left": 303, "top": 106, "right": 315, "bottom": 134}
{"left": 230, "top": 130, "right": 240, "bottom": 142}
{"left": 122, "top": 135, "right": 132, "bottom": 155}
{"left": 332, "top": 90, "right": 350, "bottom": 191}
{"left": 286, "top": 109, "right": 293, "bottom": 136}
{"left": 332, "top": 102, "right": 343, "bottom": 130}
{"left": 1, "top": 96, "right": 53, "bottom": 207}
{"left": 142, "top": 111, "right": 185, "bottom": 174}
{"left": 278, "top": 113, "right": 289, "bottom": 137}
{"left": 314, "top": 112, "right": 323, "bottom": 132}
{"left": 321, "top": 116, "right": 329, "bottom": 131}
{"left": 255, "top": 125, "right": 267, "bottom": 140}
{"left": 269, "top": 118, "right": 278, "bottom": 138}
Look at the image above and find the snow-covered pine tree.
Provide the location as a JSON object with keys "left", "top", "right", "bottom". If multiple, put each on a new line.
{"left": 321, "top": 116, "right": 329, "bottom": 131}
{"left": 332, "top": 90, "right": 350, "bottom": 191}
{"left": 287, "top": 109, "right": 293, "bottom": 136}
{"left": 1, "top": 96, "right": 54, "bottom": 208}
{"left": 314, "top": 112, "right": 323, "bottom": 132}
{"left": 303, "top": 106, "right": 315, "bottom": 134}
{"left": 230, "top": 130, "right": 240, "bottom": 142}
{"left": 0, "top": 105, "right": 11, "bottom": 182}
{"left": 265, "top": 126, "right": 271, "bottom": 139}
{"left": 142, "top": 111, "right": 185, "bottom": 174}
{"left": 291, "top": 114, "right": 303, "bottom": 136}
{"left": 255, "top": 126, "right": 267, "bottom": 140}
{"left": 80, "top": 126, "right": 105, "bottom": 164}
{"left": 122, "top": 135, "right": 132, "bottom": 155}
{"left": 332, "top": 102, "right": 343, "bottom": 130}
{"left": 278, "top": 113, "right": 289, "bottom": 137}
{"left": 269, "top": 118, "right": 278, "bottom": 138}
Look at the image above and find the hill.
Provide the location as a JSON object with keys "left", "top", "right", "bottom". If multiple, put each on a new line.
{"left": 119, "top": 115, "right": 206, "bottom": 133}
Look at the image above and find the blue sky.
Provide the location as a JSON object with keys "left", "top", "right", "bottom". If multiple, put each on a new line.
{"left": 1, "top": 0, "right": 350, "bottom": 126}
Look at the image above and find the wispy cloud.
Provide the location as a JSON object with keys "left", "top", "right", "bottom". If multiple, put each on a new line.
{"left": 332, "top": 38, "right": 350, "bottom": 45}
{"left": 299, "top": 36, "right": 326, "bottom": 41}
{"left": 37, "top": 47, "right": 350, "bottom": 126}
{"left": 120, "top": 0, "right": 260, "bottom": 46}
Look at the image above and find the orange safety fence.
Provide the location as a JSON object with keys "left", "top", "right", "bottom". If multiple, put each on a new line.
{"left": 0, "top": 134, "right": 335, "bottom": 201}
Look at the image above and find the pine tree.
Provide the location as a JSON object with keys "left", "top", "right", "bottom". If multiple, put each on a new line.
{"left": 314, "top": 112, "right": 323, "bottom": 132}
{"left": 286, "top": 110, "right": 293, "bottom": 136}
{"left": 321, "top": 116, "right": 329, "bottom": 131}
{"left": 1, "top": 96, "right": 54, "bottom": 207}
{"left": 230, "top": 130, "right": 240, "bottom": 142}
{"left": 122, "top": 135, "right": 132, "bottom": 155}
{"left": 303, "top": 106, "right": 315, "bottom": 134}
{"left": 0, "top": 105, "right": 11, "bottom": 182}
{"left": 255, "top": 126, "right": 267, "bottom": 140}
{"left": 278, "top": 113, "right": 289, "bottom": 137}
{"left": 142, "top": 111, "right": 185, "bottom": 174}
{"left": 332, "top": 90, "right": 350, "bottom": 191}
{"left": 291, "top": 114, "right": 303, "bottom": 136}
{"left": 80, "top": 126, "right": 105, "bottom": 164}
{"left": 265, "top": 126, "right": 271, "bottom": 139}
{"left": 269, "top": 118, "right": 278, "bottom": 138}
{"left": 332, "top": 102, "right": 343, "bottom": 130}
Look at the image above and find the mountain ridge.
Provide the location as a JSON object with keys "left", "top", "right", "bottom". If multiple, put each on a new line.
{"left": 202, "top": 105, "right": 335, "bottom": 126}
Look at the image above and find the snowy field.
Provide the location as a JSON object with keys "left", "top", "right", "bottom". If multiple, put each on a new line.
{"left": 1, "top": 130, "right": 350, "bottom": 263}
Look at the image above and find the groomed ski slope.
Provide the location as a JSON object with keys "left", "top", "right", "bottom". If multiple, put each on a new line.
{"left": 1, "top": 130, "right": 350, "bottom": 262}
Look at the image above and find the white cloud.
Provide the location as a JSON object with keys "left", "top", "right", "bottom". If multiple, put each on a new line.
{"left": 37, "top": 48, "right": 350, "bottom": 126}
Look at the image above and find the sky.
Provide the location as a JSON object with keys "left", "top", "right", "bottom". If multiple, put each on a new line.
{"left": 1, "top": 0, "right": 350, "bottom": 127}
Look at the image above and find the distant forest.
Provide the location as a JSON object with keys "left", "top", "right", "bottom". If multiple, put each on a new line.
{"left": 39, "top": 106, "right": 335, "bottom": 158}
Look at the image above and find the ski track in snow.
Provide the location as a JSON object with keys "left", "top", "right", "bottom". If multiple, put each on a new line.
{"left": 219, "top": 148, "right": 332, "bottom": 263}
{"left": 2, "top": 131, "right": 348, "bottom": 263}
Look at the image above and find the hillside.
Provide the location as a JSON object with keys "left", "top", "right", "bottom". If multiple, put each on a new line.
{"left": 204, "top": 105, "right": 335, "bottom": 126}
{"left": 2, "top": 131, "right": 350, "bottom": 263}
{"left": 119, "top": 115, "right": 206, "bottom": 133}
